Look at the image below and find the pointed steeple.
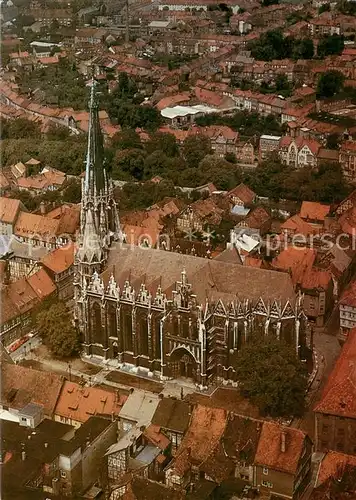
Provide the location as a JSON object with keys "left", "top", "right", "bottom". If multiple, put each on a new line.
{"left": 84, "top": 80, "right": 106, "bottom": 198}
{"left": 77, "top": 208, "right": 104, "bottom": 265}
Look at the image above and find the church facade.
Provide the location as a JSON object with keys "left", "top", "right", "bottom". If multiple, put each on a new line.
{"left": 74, "top": 83, "right": 307, "bottom": 387}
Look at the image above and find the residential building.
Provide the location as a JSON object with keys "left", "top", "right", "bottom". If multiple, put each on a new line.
{"left": 118, "top": 390, "right": 160, "bottom": 432}
{"left": 259, "top": 134, "right": 281, "bottom": 161}
{"left": 176, "top": 197, "right": 225, "bottom": 232}
{"left": 235, "top": 140, "right": 255, "bottom": 166}
{"left": 339, "top": 280, "right": 356, "bottom": 337}
{"left": 1, "top": 237, "right": 49, "bottom": 282}
{"left": 14, "top": 211, "right": 61, "bottom": 249}
{"left": 41, "top": 243, "right": 75, "bottom": 301}
{"left": 0, "top": 268, "right": 56, "bottom": 346}
{"left": 151, "top": 396, "right": 191, "bottom": 455}
{"left": 1, "top": 415, "right": 117, "bottom": 498}
{"left": 165, "top": 404, "right": 228, "bottom": 489}
{"left": 1, "top": 363, "right": 64, "bottom": 420}
{"left": 54, "top": 380, "right": 127, "bottom": 428}
{"left": 227, "top": 183, "right": 256, "bottom": 207}
{"left": 254, "top": 422, "right": 312, "bottom": 500}
{"left": 314, "top": 450, "right": 356, "bottom": 490}
{"left": 314, "top": 329, "right": 356, "bottom": 454}
{"left": 29, "top": 8, "right": 73, "bottom": 26}
{"left": 272, "top": 247, "right": 333, "bottom": 326}
{"left": 105, "top": 424, "right": 170, "bottom": 492}
{"left": 339, "top": 141, "right": 356, "bottom": 182}
{"left": 197, "top": 125, "right": 239, "bottom": 157}
{"left": 299, "top": 201, "right": 330, "bottom": 228}
{"left": 0, "top": 197, "right": 25, "bottom": 236}
{"left": 278, "top": 136, "right": 322, "bottom": 168}
{"left": 74, "top": 28, "right": 109, "bottom": 45}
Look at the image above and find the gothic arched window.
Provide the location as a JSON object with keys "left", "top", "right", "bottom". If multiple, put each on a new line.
{"left": 139, "top": 315, "right": 149, "bottom": 356}
{"left": 92, "top": 302, "right": 104, "bottom": 345}
{"left": 122, "top": 310, "right": 133, "bottom": 352}
{"left": 108, "top": 304, "right": 117, "bottom": 338}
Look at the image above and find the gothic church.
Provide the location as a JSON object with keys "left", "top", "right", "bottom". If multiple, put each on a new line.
{"left": 74, "top": 83, "right": 307, "bottom": 387}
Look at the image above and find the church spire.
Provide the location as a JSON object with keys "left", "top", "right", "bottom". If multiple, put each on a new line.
{"left": 84, "top": 80, "right": 106, "bottom": 198}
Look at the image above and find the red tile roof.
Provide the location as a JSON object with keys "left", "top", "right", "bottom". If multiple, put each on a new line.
{"left": 340, "top": 280, "right": 356, "bottom": 308}
{"left": 300, "top": 201, "right": 330, "bottom": 222}
{"left": 14, "top": 212, "right": 60, "bottom": 240}
{"left": 170, "top": 404, "right": 227, "bottom": 476}
{"left": 0, "top": 197, "right": 21, "bottom": 224}
{"left": 27, "top": 268, "right": 56, "bottom": 299}
{"left": 1, "top": 363, "right": 64, "bottom": 417}
{"left": 41, "top": 243, "right": 75, "bottom": 274}
{"left": 228, "top": 183, "right": 256, "bottom": 205}
{"left": 255, "top": 421, "right": 306, "bottom": 475}
{"left": 54, "top": 380, "right": 127, "bottom": 424}
{"left": 314, "top": 329, "right": 356, "bottom": 418}
{"left": 316, "top": 451, "right": 356, "bottom": 486}
{"left": 280, "top": 214, "right": 317, "bottom": 237}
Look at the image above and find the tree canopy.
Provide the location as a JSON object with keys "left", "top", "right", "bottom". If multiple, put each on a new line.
{"left": 248, "top": 30, "right": 314, "bottom": 61}
{"left": 235, "top": 337, "right": 308, "bottom": 417}
{"left": 317, "top": 70, "right": 345, "bottom": 98}
{"left": 317, "top": 34, "right": 345, "bottom": 58}
{"left": 247, "top": 158, "right": 350, "bottom": 203}
{"left": 36, "top": 302, "right": 80, "bottom": 358}
{"left": 105, "top": 72, "right": 162, "bottom": 130}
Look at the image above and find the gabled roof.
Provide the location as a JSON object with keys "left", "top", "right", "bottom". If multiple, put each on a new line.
{"left": 14, "top": 211, "right": 60, "bottom": 240}
{"left": 255, "top": 421, "right": 306, "bottom": 475}
{"left": 1, "top": 364, "right": 64, "bottom": 417}
{"left": 300, "top": 201, "right": 330, "bottom": 222}
{"left": 27, "top": 268, "right": 56, "bottom": 299}
{"left": 105, "top": 244, "right": 296, "bottom": 306}
{"left": 41, "top": 243, "right": 75, "bottom": 274}
{"left": 170, "top": 404, "right": 227, "bottom": 476}
{"left": 151, "top": 397, "right": 191, "bottom": 433}
{"left": 280, "top": 214, "right": 316, "bottom": 236}
{"left": 0, "top": 197, "right": 21, "bottom": 224}
{"left": 314, "top": 329, "right": 356, "bottom": 418}
{"left": 316, "top": 451, "right": 356, "bottom": 487}
{"left": 228, "top": 183, "right": 256, "bottom": 205}
{"left": 340, "top": 280, "right": 356, "bottom": 308}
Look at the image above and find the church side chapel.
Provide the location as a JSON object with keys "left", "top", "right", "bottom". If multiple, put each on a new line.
{"left": 74, "top": 82, "right": 308, "bottom": 387}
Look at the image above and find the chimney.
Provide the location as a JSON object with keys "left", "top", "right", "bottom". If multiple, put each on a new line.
{"left": 40, "top": 201, "right": 46, "bottom": 215}
{"left": 281, "top": 432, "right": 286, "bottom": 453}
{"left": 158, "top": 392, "right": 164, "bottom": 400}
{"left": 44, "top": 442, "right": 48, "bottom": 448}
{"left": 21, "top": 450, "right": 26, "bottom": 461}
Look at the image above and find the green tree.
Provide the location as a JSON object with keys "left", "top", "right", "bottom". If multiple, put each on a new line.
{"left": 275, "top": 73, "right": 292, "bottom": 97}
{"left": 36, "top": 302, "right": 80, "bottom": 358}
{"left": 183, "top": 134, "right": 212, "bottom": 168}
{"left": 6, "top": 118, "right": 41, "bottom": 139}
{"left": 235, "top": 337, "right": 308, "bottom": 417}
{"left": 62, "top": 178, "right": 82, "bottom": 203}
{"left": 317, "top": 34, "right": 344, "bottom": 57}
{"left": 145, "top": 132, "right": 179, "bottom": 157}
{"left": 326, "top": 133, "right": 341, "bottom": 150}
{"left": 46, "top": 123, "right": 71, "bottom": 141}
{"left": 199, "top": 154, "right": 240, "bottom": 190}
{"left": 297, "top": 38, "right": 314, "bottom": 59}
{"left": 112, "top": 148, "right": 145, "bottom": 180}
{"left": 111, "top": 129, "right": 143, "bottom": 150}
{"left": 317, "top": 70, "right": 345, "bottom": 98}
{"left": 318, "top": 2, "right": 330, "bottom": 13}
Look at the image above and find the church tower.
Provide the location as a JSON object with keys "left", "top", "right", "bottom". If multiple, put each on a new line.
{"left": 74, "top": 80, "right": 121, "bottom": 306}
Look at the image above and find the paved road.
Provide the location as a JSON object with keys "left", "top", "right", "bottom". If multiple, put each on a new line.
{"left": 11, "top": 335, "right": 42, "bottom": 363}
{"left": 295, "top": 320, "right": 341, "bottom": 439}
